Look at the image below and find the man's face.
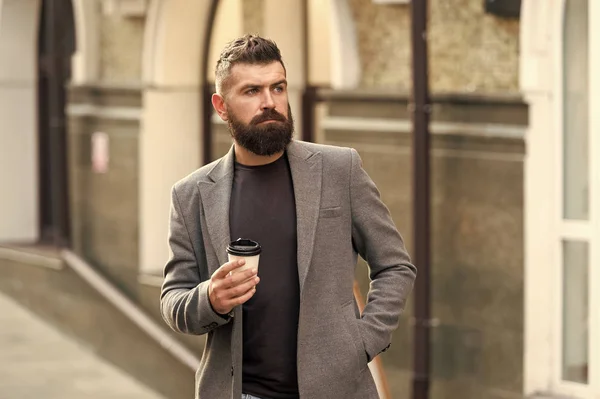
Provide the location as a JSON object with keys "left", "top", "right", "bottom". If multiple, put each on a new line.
{"left": 219, "top": 61, "right": 294, "bottom": 156}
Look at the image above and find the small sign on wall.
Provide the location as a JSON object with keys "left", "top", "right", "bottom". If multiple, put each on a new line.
{"left": 91, "top": 132, "right": 109, "bottom": 173}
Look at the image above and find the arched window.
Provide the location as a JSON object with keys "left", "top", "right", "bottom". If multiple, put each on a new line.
{"left": 521, "top": 0, "right": 599, "bottom": 396}
{"left": 559, "top": 0, "right": 590, "bottom": 387}
{"left": 562, "top": 0, "right": 589, "bottom": 221}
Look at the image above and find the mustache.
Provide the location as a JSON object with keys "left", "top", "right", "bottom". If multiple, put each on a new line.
{"left": 250, "top": 108, "right": 287, "bottom": 125}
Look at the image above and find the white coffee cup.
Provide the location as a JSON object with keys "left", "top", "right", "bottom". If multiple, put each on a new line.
{"left": 226, "top": 238, "right": 261, "bottom": 274}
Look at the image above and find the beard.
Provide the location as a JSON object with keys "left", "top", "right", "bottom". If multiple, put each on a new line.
{"left": 227, "top": 105, "right": 294, "bottom": 156}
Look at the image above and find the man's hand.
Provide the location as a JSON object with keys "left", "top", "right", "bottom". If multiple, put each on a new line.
{"left": 208, "top": 259, "right": 259, "bottom": 315}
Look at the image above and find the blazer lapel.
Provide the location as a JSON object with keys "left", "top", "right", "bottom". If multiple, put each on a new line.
{"left": 198, "top": 146, "right": 235, "bottom": 268}
{"left": 287, "top": 141, "right": 322, "bottom": 294}
{"left": 197, "top": 141, "right": 322, "bottom": 292}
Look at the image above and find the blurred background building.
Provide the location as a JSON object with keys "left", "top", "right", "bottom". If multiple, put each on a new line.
{"left": 0, "top": 0, "right": 597, "bottom": 398}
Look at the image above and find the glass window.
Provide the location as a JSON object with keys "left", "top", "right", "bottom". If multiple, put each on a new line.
{"left": 562, "top": 240, "right": 589, "bottom": 384}
{"left": 562, "top": 0, "right": 589, "bottom": 220}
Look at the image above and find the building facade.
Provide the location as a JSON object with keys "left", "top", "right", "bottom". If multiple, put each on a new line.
{"left": 0, "top": 0, "right": 596, "bottom": 398}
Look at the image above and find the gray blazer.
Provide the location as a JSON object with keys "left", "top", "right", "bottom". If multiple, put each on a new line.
{"left": 161, "top": 140, "right": 416, "bottom": 399}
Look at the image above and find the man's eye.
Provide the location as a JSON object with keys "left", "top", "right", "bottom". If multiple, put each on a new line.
{"left": 274, "top": 86, "right": 284, "bottom": 93}
{"left": 246, "top": 88, "right": 258, "bottom": 95}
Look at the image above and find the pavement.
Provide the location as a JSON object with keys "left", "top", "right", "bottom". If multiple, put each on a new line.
{"left": 0, "top": 292, "right": 166, "bottom": 399}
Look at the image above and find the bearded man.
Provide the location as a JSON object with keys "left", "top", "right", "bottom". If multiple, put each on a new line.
{"left": 160, "top": 34, "right": 416, "bottom": 399}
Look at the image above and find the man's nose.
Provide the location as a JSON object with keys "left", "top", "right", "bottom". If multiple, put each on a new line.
{"left": 260, "top": 91, "right": 275, "bottom": 109}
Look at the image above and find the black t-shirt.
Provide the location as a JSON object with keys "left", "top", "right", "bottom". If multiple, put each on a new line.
{"left": 229, "top": 152, "right": 300, "bottom": 399}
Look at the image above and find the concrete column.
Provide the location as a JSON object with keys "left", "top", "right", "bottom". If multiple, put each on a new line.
{"left": 0, "top": 0, "right": 41, "bottom": 242}
{"left": 140, "top": 0, "right": 216, "bottom": 273}
{"left": 139, "top": 89, "right": 202, "bottom": 273}
{"left": 519, "top": 0, "right": 556, "bottom": 394}
{"left": 588, "top": 0, "right": 600, "bottom": 389}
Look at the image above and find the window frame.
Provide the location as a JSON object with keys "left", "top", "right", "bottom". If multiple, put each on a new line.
{"left": 522, "top": 0, "right": 599, "bottom": 397}
{"left": 551, "top": 0, "right": 599, "bottom": 396}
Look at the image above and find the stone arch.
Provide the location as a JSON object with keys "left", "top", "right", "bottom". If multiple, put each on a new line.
{"left": 142, "top": 0, "right": 218, "bottom": 88}
{"left": 70, "top": 0, "right": 100, "bottom": 83}
{"left": 139, "top": 0, "right": 220, "bottom": 275}
{"left": 329, "top": 0, "right": 361, "bottom": 89}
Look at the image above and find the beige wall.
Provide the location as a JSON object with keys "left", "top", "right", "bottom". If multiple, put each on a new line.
{"left": 243, "top": 0, "right": 264, "bottom": 34}
{"left": 348, "top": 0, "right": 520, "bottom": 93}
{"left": 100, "top": 14, "right": 145, "bottom": 82}
{"left": 207, "top": 0, "right": 244, "bottom": 83}
{"left": 308, "top": 0, "right": 332, "bottom": 86}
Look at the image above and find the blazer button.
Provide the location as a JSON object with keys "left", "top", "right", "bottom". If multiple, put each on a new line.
{"left": 231, "top": 366, "right": 234, "bottom": 376}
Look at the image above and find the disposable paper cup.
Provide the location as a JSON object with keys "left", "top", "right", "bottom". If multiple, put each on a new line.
{"left": 226, "top": 238, "right": 261, "bottom": 274}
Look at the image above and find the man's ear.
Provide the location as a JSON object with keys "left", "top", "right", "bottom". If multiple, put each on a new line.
{"left": 211, "top": 93, "right": 228, "bottom": 121}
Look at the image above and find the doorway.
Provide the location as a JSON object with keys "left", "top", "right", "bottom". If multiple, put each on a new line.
{"left": 37, "top": 0, "right": 75, "bottom": 246}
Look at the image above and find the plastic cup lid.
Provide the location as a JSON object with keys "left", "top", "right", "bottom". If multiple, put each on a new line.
{"left": 227, "top": 238, "right": 261, "bottom": 256}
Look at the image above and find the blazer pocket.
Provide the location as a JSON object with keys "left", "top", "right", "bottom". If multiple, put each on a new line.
{"left": 342, "top": 301, "right": 368, "bottom": 372}
{"left": 319, "top": 206, "right": 342, "bottom": 219}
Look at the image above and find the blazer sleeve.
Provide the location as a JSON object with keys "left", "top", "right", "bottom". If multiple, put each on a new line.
{"left": 349, "top": 148, "right": 417, "bottom": 361}
{"left": 160, "top": 185, "right": 231, "bottom": 335}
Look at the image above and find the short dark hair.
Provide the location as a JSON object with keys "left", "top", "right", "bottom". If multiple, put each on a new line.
{"left": 215, "top": 34, "right": 286, "bottom": 96}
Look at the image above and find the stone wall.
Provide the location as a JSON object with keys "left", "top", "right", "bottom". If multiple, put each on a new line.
{"left": 313, "top": 90, "right": 526, "bottom": 398}
{"left": 67, "top": 84, "right": 142, "bottom": 297}
{"left": 100, "top": 15, "right": 145, "bottom": 82}
{"left": 347, "top": 0, "right": 519, "bottom": 92}
{"left": 240, "top": 0, "right": 519, "bottom": 92}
